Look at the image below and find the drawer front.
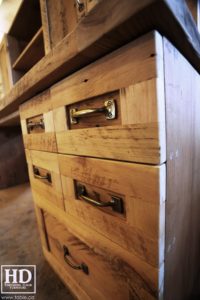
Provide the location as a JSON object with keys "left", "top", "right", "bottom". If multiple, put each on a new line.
{"left": 51, "top": 32, "right": 166, "bottom": 164}
{"left": 20, "top": 90, "right": 57, "bottom": 152}
{"left": 59, "top": 154, "right": 166, "bottom": 268}
{"left": 44, "top": 212, "right": 158, "bottom": 300}
{"left": 28, "top": 150, "right": 65, "bottom": 210}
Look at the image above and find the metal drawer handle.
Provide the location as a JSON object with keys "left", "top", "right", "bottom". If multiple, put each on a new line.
{"left": 75, "top": 0, "right": 85, "bottom": 12}
{"left": 63, "top": 245, "right": 89, "bottom": 275}
{"left": 27, "top": 119, "right": 45, "bottom": 131}
{"left": 70, "top": 99, "right": 116, "bottom": 124}
{"left": 77, "top": 184, "right": 124, "bottom": 214}
{"left": 33, "top": 166, "right": 52, "bottom": 183}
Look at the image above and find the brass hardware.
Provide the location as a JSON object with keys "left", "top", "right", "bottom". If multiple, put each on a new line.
{"left": 63, "top": 245, "right": 89, "bottom": 275}
{"left": 76, "top": 184, "right": 124, "bottom": 214}
{"left": 75, "top": 0, "right": 85, "bottom": 12}
{"left": 33, "top": 166, "right": 51, "bottom": 183}
{"left": 70, "top": 99, "right": 116, "bottom": 124}
{"left": 27, "top": 118, "right": 45, "bottom": 132}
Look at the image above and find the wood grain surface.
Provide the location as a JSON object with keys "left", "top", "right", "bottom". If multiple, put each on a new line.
{"left": 164, "top": 36, "right": 200, "bottom": 300}
{"left": 20, "top": 89, "right": 57, "bottom": 152}
{"left": 1, "top": 0, "right": 200, "bottom": 118}
{"left": 44, "top": 212, "right": 159, "bottom": 299}
{"left": 52, "top": 32, "right": 166, "bottom": 164}
{"left": 28, "top": 150, "right": 65, "bottom": 210}
{"left": 59, "top": 154, "right": 166, "bottom": 268}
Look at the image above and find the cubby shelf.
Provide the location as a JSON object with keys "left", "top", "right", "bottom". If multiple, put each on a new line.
{"left": 12, "top": 27, "right": 44, "bottom": 72}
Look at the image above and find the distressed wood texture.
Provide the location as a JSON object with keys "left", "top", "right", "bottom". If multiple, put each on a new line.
{"left": 59, "top": 154, "right": 166, "bottom": 269}
{"left": 164, "top": 38, "right": 200, "bottom": 299}
{"left": 39, "top": 0, "right": 51, "bottom": 54}
{"left": 43, "top": 0, "right": 81, "bottom": 49}
{"left": 20, "top": 89, "right": 57, "bottom": 152}
{"left": 1, "top": 0, "right": 200, "bottom": 118}
{"left": 0, "top": 126, "right": 28, "bottom": 189}
{"left": 52, "top": 32, "right": 166, "bottom": 165}
{"left": 43, "top": 211, "right": 160, "bottom": 300}
{"left": 34, "top": 205, "right": 50, "bottom": 251}
{"left": 28, "top": 150, "right": 65, "bottom": 210}
{"left": 33, "top": 190, "right": 163, "bottom": 297}
{"left": 0, "top": 36, "right": 13, "bottom": 98}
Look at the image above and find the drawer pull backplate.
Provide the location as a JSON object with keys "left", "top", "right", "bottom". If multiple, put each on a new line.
{"left": 63, "top": 245, "right": 89, "bottom": 275}
{"left": 33, "top": 166, "right": 52, "bottom": 183}
{"left": 70, "top": 99, "right": 116, "bottom": 124}
{"left": 27, "top": 119, "right": 45, "bottom": 132}
{"left": 77, "top": 184, "right": 124, "bottom": 214}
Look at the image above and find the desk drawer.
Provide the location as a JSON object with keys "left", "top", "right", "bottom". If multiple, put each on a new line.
{"left": 28, "top": 150, "right": 64, "bottom": 210}
{"left": 20, "top": 90, "right": 57, "bottom": 152}
{"left": 59, "top": 154, "right": 166, "bottom": 268}
{"left": 44, "top": 212, "right": 158, "bottom": 300}
{"left": 51, "top": 32, "right": 166, "bottom": 164}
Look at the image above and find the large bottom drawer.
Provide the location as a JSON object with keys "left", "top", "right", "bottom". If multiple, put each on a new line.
{"left": 44, "top": 212, "right": 158, "bottom": 300}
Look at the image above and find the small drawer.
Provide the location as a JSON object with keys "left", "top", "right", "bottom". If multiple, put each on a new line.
{"left": 27, "top": 150, "right": 65, "bottom": 210}
{"left": 44, "top": 212, "right": 158, "bottom": 300}
{"left": 59, "top": 154, "right": 166, "bottom": 268}
{"left": 51, "top": 32, "right": 166, "bottom": 165}
{"left": 19, "top": 90, "right": 57, "bottom": 152}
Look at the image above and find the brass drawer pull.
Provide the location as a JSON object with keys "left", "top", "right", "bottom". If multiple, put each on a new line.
{"left": 63, "top": 245, "right": 89, "bottom": 275}
{"left": 27, "top": 119, "right": 45, "bottom": 132}
{"left": 77, "top": 184, "right": 124, "bottom": 214}
{"left": 33, "top": 166, "right": 52, "bottom": 183}
{"left": 70, "top": 99, "right": 116, "bottom": 124}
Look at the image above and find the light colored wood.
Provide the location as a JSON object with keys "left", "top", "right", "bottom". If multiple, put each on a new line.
{"left": 52, "top": 32, "right": 166, "bottom": 164}
{"left": 56, "top": 123, "right": 163, "bottom": 164}
{"left": 1, "top": 0, "right": 200, "bottom": 118}
{"left": 20, "top": 90, "right": 57, "bottom": 152}
{"left": 0, "top": 36, "right": 12, "bottom": 97}
{"left": 44, "top": 211, "right": 158, "bottom": 299}
{"left": 59, "top": 154, "right": 166, "bottom": 267}
{"left": 20, "top": 89, "right": 51, "bottom": 120}
{"left": 25, "top": 149, "right": 31, "bottom": 164}
{"left": 28, "top": 150, "right": 64, "bottom": 210}
{"left": 33, "top": 190, "right": 163, "bottom": 294}
{"left": 51, "top": 32, "right": 162, "bottom": 109}
{"left": 34, "top": 205, "right": 49, "bottom": 250}
{"left": 12, "top": 27, "right": 45, "bottom": 72}
{"left": 23, "top": 132, "right": 57, "bottom": 152}
{"left": 86, "top": 0, "right": 100, "bottom": 13}
{"left": 164, "top": 37, "right": 200, "bottom": 299}
{"left": 43, "top": 247, "right": 91, "bottom": 300}
{"left": 39, "top": 0, "right": 51, "bottom": 54}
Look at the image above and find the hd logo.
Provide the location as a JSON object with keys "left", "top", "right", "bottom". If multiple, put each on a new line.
{"left": 1, "top": 265, "right": 36, "bottom": 294}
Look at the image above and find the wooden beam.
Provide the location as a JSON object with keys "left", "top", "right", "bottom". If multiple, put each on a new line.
{"left": 0, "top": 0, "right": 200, "bottom": 118}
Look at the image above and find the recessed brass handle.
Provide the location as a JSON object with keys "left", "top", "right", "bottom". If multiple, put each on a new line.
{"left": 63, "top": 245, "right": 89, "bottom": 275}
{"left": 27, "top": 119, "right": 45, "bottom": 132}
{"left": 70, "top": 99, "right": 116, "bottom": 124}
{"left": 33, "top": 166, "right": 51, "bottom": 183}
{"left": 77, "top": 184, "right": 124, "bottom": 214}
